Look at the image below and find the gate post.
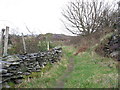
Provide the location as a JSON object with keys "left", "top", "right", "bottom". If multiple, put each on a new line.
{"left": 3, "top": 26, "right": 9, "bottom": 56}
{"left": 22, "top": 33, "right": 27, "bottom": 53}
{"left": 117, "top": 1, "right": 120, "bottom": 88}
{"left": 0, "top": 29, "right": 5, "bottom": 56}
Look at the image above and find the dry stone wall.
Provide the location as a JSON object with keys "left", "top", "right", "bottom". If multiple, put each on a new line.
{"left": 96, "top": 32, "right": 120, "bottom": 61}
{"left": 0, "top": 47, "right": 62, "bottom": 88}
{"left": 103, "top": 33, "right": 120, "bottom": 60}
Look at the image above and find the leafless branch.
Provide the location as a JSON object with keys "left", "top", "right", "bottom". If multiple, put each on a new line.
{"left": 62, "top": 0, "right": 117, "bottom": 36}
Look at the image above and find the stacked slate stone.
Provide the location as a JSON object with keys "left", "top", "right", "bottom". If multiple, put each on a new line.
{"left": 52, "top": 47, "right": 62, "bottom": 62}
{"left": 0, "top": 47, "right": 62, "bottom": 88}
{"left": 0, "top": 55, "right": 23, "bottom": 88}
{"left": 103, "top": 33, "right": 120, "bottom": 61}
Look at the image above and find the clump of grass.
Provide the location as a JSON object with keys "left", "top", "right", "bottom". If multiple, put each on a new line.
{"left": 22, "top": 63, "right": 52, "bottom": 81}
{"left": 8, "top": 82, "right": 15, "bottom": 88}
{"left": 100, "top": 32, "right": 113, "bottom": 42}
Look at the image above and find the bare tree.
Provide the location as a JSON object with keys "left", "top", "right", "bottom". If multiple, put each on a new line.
{"left": 62, "top": 0, "right": 116, "bottom": 36}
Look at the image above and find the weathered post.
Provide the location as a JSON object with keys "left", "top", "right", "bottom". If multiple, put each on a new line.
{"left": 3, "top": 26, "right": 9, "bottom": 56}
{"left": 117, "top": 1, "right": 120, "bottom": 88}
{"left": 22, "top": 33, "right": 27, "bottom": 53}
{"left": 46, "top": 36, "right": 50, "bottom": 51}
{"left": 0, "top": 28, "right": 5, "bottom": 89}
{"left": 0, "top": 29, "right": 5, "bottom": 56}
{"left": 118, "top": 1, "right": 120, "bottom": 34}
{"left": 0, "top": 30, "right": 2, "bottom": 56}
{"left": 47, "top": 41, "right": 50, "bottom": 50}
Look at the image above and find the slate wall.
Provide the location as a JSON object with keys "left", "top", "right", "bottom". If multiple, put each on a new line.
{"left": 103, "top": 33, "right": 120, "bottom": 60}
{"left": 0, "top": 47, "right": 62, "bottom": 88}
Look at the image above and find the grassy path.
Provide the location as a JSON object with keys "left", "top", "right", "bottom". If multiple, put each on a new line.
{"left": 15, "top": 46, "right": 118, "bottom": 88}
{"left": 63, "top": 46, "right": 118, "bottom": 88}
{"left": 54, "top": 57, "right": 74, "bottom": 88}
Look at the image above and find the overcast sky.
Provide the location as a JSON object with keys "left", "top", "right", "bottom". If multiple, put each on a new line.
{"left": 0, "top": 0, "right": 118, "bottom": 35}
{"left": 0, "top": 0, "right": 72, "bottom": 35}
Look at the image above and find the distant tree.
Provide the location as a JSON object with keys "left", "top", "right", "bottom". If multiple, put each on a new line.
{"left": 62, "top": 0, "right": 117, "bottom": 36}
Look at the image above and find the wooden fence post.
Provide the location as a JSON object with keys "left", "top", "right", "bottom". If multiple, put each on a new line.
{"left": 46, "top": 36, "right": 50, "bottom": 51}
{"left": 117, "top": 1, "right": 120, "bottom": 88}
{"left": 117, "top": 3, "right": 120, "bottom": 40}
{"left": 3, "top": 26, "right": 9, "bottom": 56}
{"left": 47, "top": 41, "right": 50, "bottom": 50}
{"left": 22, "top": 33, "right": 27, "bottom": 53}
{"left": 0, "top": 29, "right": 5, "bottom": 56}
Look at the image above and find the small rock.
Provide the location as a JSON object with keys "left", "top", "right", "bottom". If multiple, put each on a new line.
{"left": 14, "top": 79, "right": 23, "bottom": 84}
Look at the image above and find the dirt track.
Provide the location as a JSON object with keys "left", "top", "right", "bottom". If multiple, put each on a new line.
{"left": 54, "top": 57, "right": 74, "bottom": 88}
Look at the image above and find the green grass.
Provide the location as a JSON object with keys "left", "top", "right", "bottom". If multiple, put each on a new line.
{"left": 64, "top": 47, "right": 118, "bottom": 88}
